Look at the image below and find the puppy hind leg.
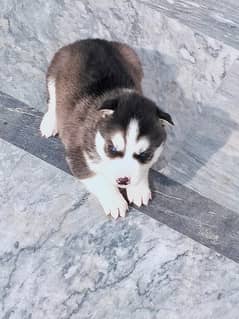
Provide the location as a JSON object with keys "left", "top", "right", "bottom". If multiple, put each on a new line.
{"left": 40, "top": 77, "right": 58, "bottom": 138}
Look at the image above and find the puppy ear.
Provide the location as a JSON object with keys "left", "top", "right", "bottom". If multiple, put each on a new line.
{"left": 100, "top": 109, "right": 114, "bottom": 117}
{"left": 156, "top": 108, "right": 174, "bottom": 125}
{"left": 99, "top": 98, "right": 118, "bottom": 117}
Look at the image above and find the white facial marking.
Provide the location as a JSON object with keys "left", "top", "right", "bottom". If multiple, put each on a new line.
{"left": 85, "top": 131, "right": 110, "bottom": 174}
{"left": 125, "top": 119, "right": 150, "bottom": 155}
{"left": 125, "top": 119, "right": 139, "bottom": 157}
{"left": 40, "top": 78, "right": 58, "bottom": 138}
{"left": 112, "top": 132, "right": 125, "bottom": 152}
{"left": 88, "top": 120, "right": 165, "bottom": 189}
{"left": 112, "top": 119, "right": 145, "bottom": 185}
{"left": 135, "top": 137, "right": 150, "bottom": 154}
{"left": 95, "top": 131, "right": 107, "bottom": 159}
{"left": 150, "top": 143, "right": 164, "bottom": 166}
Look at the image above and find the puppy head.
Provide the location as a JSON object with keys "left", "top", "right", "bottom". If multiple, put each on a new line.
{"left": 90, "top": 93, "right": 173, "bottom": 187}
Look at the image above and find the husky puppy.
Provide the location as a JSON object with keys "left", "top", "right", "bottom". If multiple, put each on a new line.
{"left": 40, "top": 39, "right": 173, "bottom": 218}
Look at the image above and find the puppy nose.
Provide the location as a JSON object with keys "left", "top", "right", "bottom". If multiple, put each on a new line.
{"left": 116, "top": 177, "right": 130, "bottom": 186}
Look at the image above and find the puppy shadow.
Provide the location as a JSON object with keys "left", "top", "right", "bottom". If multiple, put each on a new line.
{"left": 163, "top": 104, "right": 239, "bottom": 186}
{"left": 134, "top": 47, "right": 238, "bottom": 187}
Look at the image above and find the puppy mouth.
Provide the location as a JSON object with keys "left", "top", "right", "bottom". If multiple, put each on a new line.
{"left": 116, "top": 176, "right": 131, "bottom": 188}
{"left": 117, "top": 184, "right": 128, "bottom": 189}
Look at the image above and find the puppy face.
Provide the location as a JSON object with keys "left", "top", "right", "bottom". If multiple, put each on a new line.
{"left": 86, "top": 94, "right": 173, "bottom": 188}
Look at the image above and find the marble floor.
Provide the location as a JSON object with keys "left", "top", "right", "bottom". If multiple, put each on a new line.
{"left": 1, "top": 140, "right": 239, "bottom": 319}
{"left": 164, "top": 58, "right": 239, "bottom": 213}
{"left": 1, "top": 0, "right": 239, "bottom": 318}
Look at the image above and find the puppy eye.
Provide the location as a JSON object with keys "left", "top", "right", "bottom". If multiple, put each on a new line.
{"left": 138, "top": 151, "right": 149, "bottom": 160}
{"left": 108, "top": 144, "right": 117, "bottom": 154}
{"left": 106, "top": 143, "right": 124, "bottom": 157}
{"left": 135, "top": 151, "right": 153, "bottom": 162}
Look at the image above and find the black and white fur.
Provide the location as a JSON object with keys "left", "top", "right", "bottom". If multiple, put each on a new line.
{"left": 40, "top": 39, "right": 173, "bottom": 218}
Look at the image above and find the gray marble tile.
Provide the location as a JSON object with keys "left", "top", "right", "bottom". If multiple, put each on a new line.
{"left": 1, "top": 140, "right": 239, "bottom": 319}
{"left": 163, "top": 59, "right": 239, "bottom": 213}
{"left": 139, "top": 0, "right": 239, "bottom": 51}
{"left": 1, "top": 0, "right": 238, "bottom": 113}
{"left": 2, "top": 91, "right": 239, "bottom": 264}
{"left": 145, "top": 170, "right": 239, "bottom": 263}
{"left": 0, "top": 91, "right": 69, "bottom": 173}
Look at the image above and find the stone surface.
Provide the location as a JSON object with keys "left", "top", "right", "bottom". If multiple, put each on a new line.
{"left": 2, "top": 91, "right": 239, "bottom": 263}
{"left": 163, "top": 59, "right": 239, "bottom": 213}
{"left": 140, "top": 0, "right": 239, "bottom": 51}
{"left": 2, "top": 1, "right": 239, "bottom": 316}
{"left": 1, "top": 140, "right": 239, "bottom": 319}
{"left": 1, "top": 0, "right": 238, "bottom": 115}
{"left": 2, "top": 0, "right": 239, "bottom": 178}
{"left": 0, "top": 91, "right": 68, "bottom": 173}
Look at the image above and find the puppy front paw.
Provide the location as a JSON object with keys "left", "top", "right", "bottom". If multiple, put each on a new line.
{"left": 99, "top": 192, "right": 128, "bottom": 219}
{"left": 40, "top": 112, "right": 57, "bottom": 138}
{"left": 127, "top": 183, "right": 152, "bottom": 207}
{"left": 82, "top": 176, "right": 129, "bottom": 219}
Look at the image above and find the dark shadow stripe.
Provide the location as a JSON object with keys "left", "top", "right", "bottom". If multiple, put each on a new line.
{"left": 0, "top": 91, "right": 69, "bottom": 173}
{"left": 142, "top": 170, "right": 239, "bottom": 262}
{"left": 1, "top": 91, "right": 239, "bottom": 263}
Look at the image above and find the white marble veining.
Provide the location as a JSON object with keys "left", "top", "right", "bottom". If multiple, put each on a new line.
{"left": 2, "top": 1, "right": 239, "bottom": 316}
{"left": 163, "top": 59, "right": 239, "bottom": 213}
{"left": 1, "top": 139, "right": 239, "bottom": 318}
{"left": 2, "top": 0, "right": 239, "bottom": 184}
{"left": 139, "top": 0, "right": 239, "bottom": 51}
{"left": 1, "top": 0, "right": 238, "bottom": 113}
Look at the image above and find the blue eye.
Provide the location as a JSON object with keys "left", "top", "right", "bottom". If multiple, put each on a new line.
{"left": 138, "top": 152, "right": 147, "bottom": 159}
{"left": 111, "top": 146, "right": 117, "bottom": 153}
{"left": 108, "top": 144, "right": 117, "bottom": 154}
{"left": 136, "top": 151, "right": 152, "bottom": 162}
